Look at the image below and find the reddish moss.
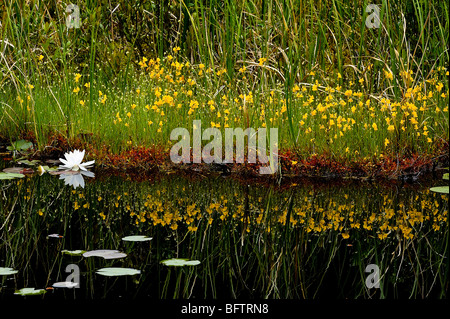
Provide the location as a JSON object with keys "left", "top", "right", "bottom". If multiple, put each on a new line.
{"left": 2, "top": 132, "right": 448, "bottom": 181}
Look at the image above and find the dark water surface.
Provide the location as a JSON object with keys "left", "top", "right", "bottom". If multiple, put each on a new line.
{"left": 0, "top": 165, "right": 448, "bottom": 302}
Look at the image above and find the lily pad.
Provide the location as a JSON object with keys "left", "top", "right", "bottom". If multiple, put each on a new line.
{"left": 18, "top": 159, "right": 40, "bottom": 166}
{"left": 47, "top": 234, "right": 63, "bottom": 238}
{"left": 160, "top": 258, "right": 201, "bottom": 267}
{"left": 14, "top": 288, "right": 46, "bottom": 296}
{"left": 430, "top": 186, "right": 449, "bottom": 194}
{"left": 83, "top": 249, "right": 127, "bottom": 259}
{"left": 52, "top": 282, "right": 79, "bottom": 288}
{"left": 0, "top": 172, "right": 25, "bottom": 180}
{"left": 62, "top": 249, "right": 86, "bottom": 256}
{"left": 96, "top": 267, "right": 141, "bottom": 277}
{"left": 122, "top": 235, "right": 153, "bottom": 242}
{"left": 7, "top": 140, "right": 33, "bottom": 152}
{"left": 2, "top": 167, "right": 34, "bottom": 174}
{"left": 0, "top": 267, "right": 18, "bottom": 276}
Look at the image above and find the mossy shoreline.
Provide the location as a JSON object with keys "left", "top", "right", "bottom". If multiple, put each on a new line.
{"left": 1, "top": 133, "right": 447, "bottom": 183}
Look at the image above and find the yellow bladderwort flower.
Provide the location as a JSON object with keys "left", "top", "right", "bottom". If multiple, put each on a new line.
{"left": 84, "top": 82, "right": 90, "bottom": 88}
{"left": 74, "top": 73, "right": 82, "bottom": 82}
{"left": 73, "top": 87, "right": 80, "bottom": 93}
{"left": 258, "top": 57, "right": 267, "bottom": 66}
{"left": 79, "top": 100, "right": 85, "bottom": 106}
{"left": 384, "top": 69, "right": 394, "bottom": 81}
{"left": 208, "top": 100, "right": 215, "bottom": 111}
{"left": 372, "top": 123, "right": 378, "bottom": 131}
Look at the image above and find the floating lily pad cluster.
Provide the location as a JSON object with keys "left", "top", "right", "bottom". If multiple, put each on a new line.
{"left": 1, "top": 142, "right": 95, "bottom": 189}
{"left": 2, "top": 232, "right": 200, "bottom": 294}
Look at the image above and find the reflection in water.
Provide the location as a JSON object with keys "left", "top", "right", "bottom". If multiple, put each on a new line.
{"left": 0, "top": 171, "right": 447, "bottom": 300}
{"left": 59, "top": 170, "right": 95, "bottom": 189}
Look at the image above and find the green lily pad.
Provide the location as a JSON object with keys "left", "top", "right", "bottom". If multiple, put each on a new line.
{"left": 0, "top": 172, "right": 25, "bottom": 180}
{"left": 160, "top": 258, "right": 201, "bottom": 267}
{"left": 122, "top": 235, "right": 153, "bottom": 242}
{"left": 18, "top": 159, "right": 40, "bottom": 166}
{"left": 14, "top": 288, "right": 46, "bottom": 296}
{"left": 83, "top": 249, "right": 127, "bottom": 259}
{"left": 0, "top": 267, "right": 18, "bottom": 275}
{"left": 7, "top": 140, "right": 33, "bottom": 151}
{"left": 3, "top": 167, "right": 34, "bottom": 174}
{"left": 62, "top": 249, "right": 86, "bottom": 256}
{"left": 52, "top": 282, "right": 79, "bottom": 288}
{"left": 96, "top": 267, "right": 141, "bottom": 277}
{"left": 430, "top": 186, "right": 449, "bottom": 194}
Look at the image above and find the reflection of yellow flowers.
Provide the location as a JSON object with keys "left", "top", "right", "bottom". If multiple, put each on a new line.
{"left": 378, "top": 232, "right": 388, "bottom": 240}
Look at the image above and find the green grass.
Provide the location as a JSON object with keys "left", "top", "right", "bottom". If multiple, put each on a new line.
{"left": 0, "top": 0, "right": 448, "bottom": 163}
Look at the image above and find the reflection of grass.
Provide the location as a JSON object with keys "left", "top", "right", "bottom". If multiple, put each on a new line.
{"left": 0, "top": 173, "right": 447, "bottom": 298}
{"left": 0, "top": 1, "right": 448, "bottom": 165}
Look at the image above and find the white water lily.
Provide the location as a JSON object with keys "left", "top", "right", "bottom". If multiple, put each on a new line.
{"left": 59, "top": 149, "right": 94, "bottom": 171}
